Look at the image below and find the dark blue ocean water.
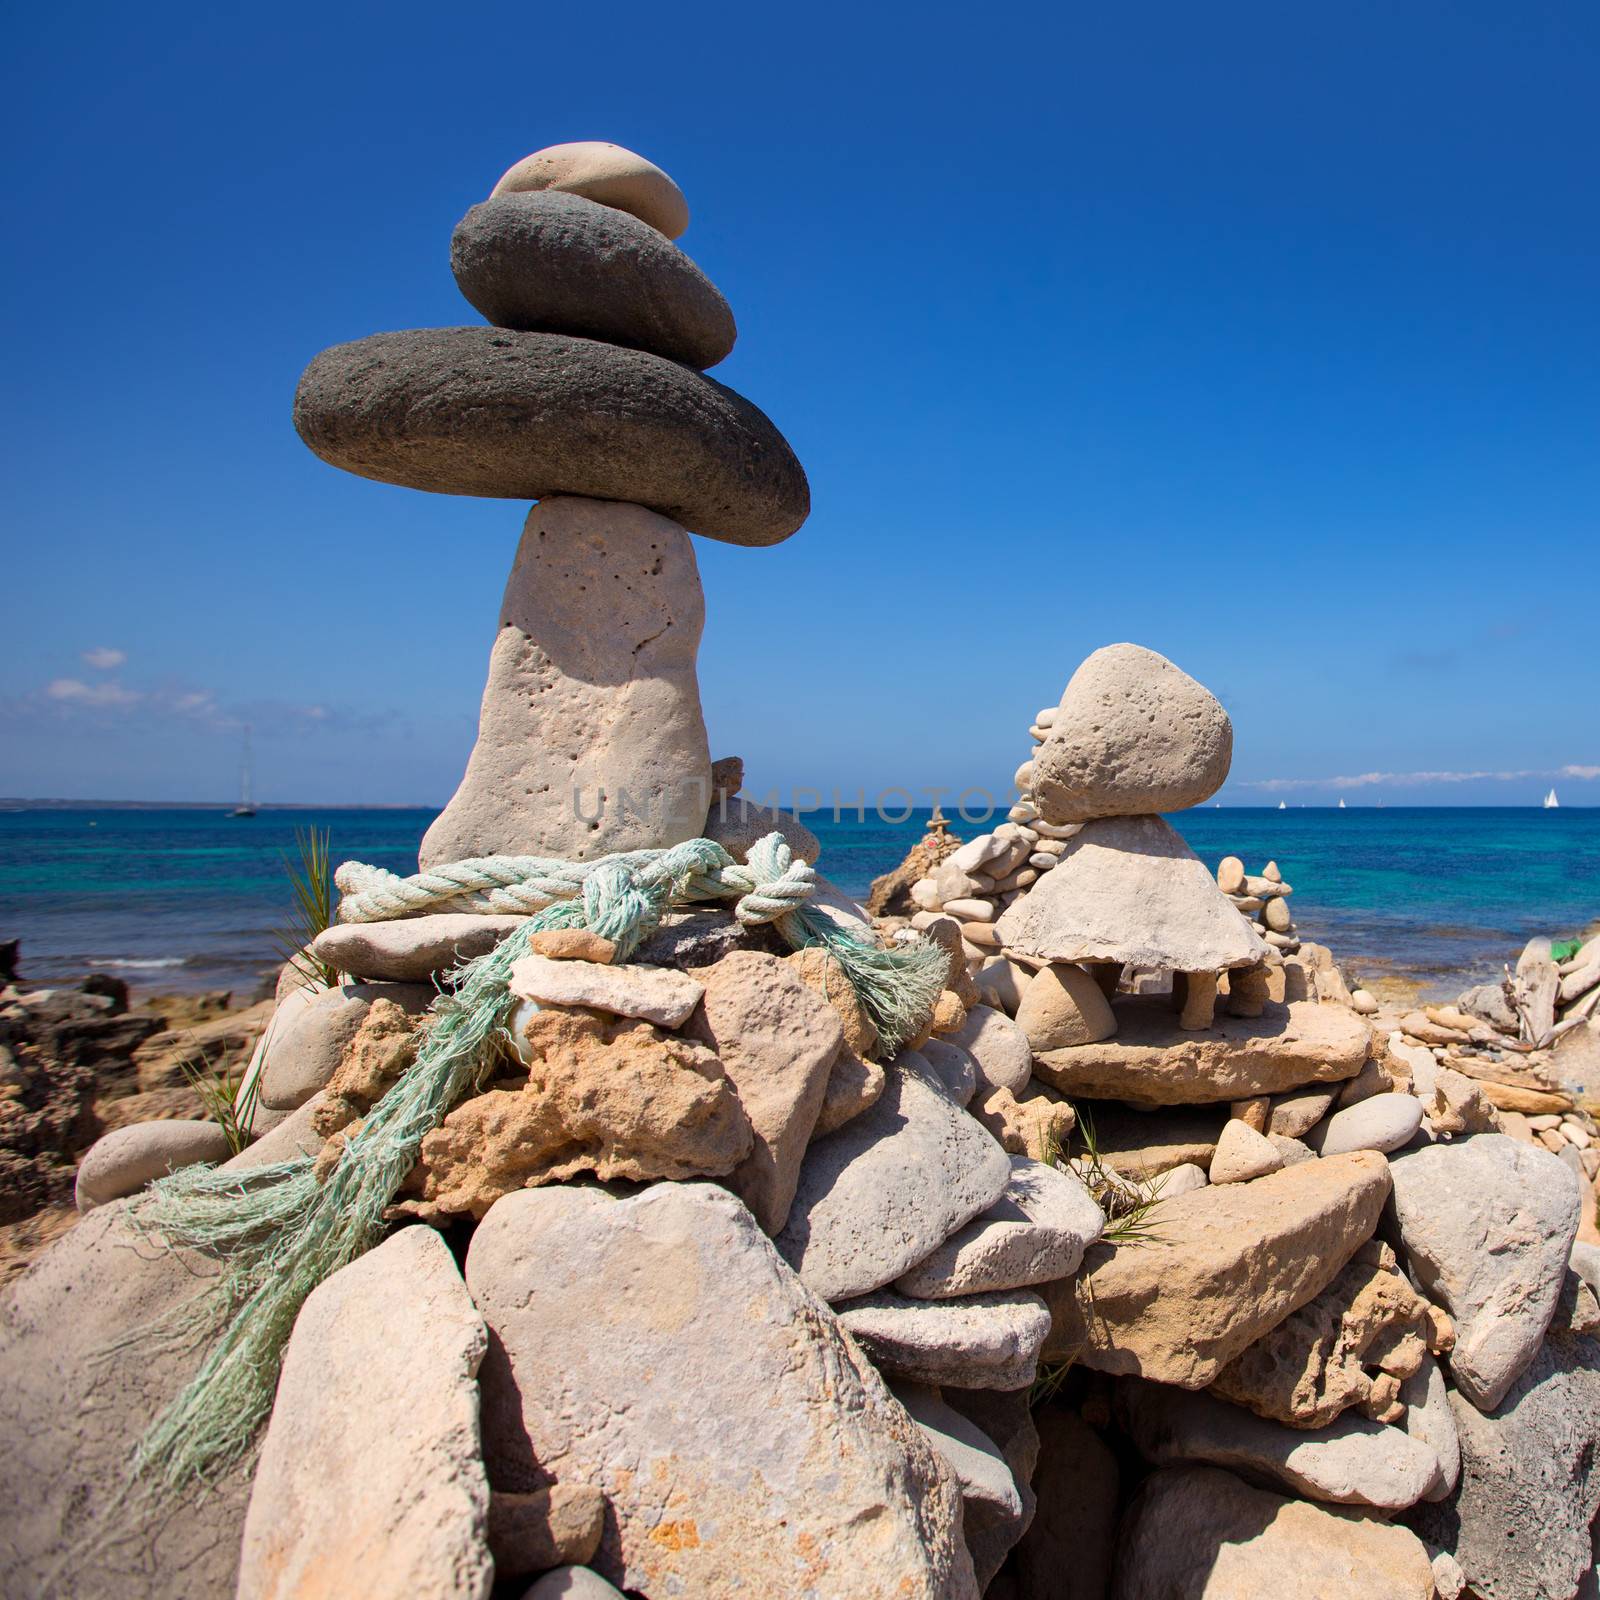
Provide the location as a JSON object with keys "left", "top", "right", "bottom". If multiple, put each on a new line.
{"left": 0, "top": 806, "right": 1595, "bottom": 997}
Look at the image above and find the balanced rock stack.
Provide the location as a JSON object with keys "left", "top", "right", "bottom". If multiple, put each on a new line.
{"left": 1214, "top": 854, "right": 1301, "bottom": 953}
{"left": 294, "top": 140, "right": 810, "bottom": 869}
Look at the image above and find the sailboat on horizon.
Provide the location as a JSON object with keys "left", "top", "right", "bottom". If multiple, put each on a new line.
{"left": 230, "top": 725, "right": 258, "bottom": 818}
{"left": 1277, "top": 800, "right": 1286, "bottom": 811}
{"left": 1338, "top": 798, "right": 1347, "bottom": 809}
{"left": 1545, "top": 787, "right": 1560, "bottom": 810}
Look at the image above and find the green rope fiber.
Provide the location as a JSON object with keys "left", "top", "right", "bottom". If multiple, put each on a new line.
{"left": 128, "top": 832, "right": 946, "bottom": 1492}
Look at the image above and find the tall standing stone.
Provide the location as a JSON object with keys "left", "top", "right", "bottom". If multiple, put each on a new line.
{"left": 421, "top": 496, "right": 712, "bottom": 867}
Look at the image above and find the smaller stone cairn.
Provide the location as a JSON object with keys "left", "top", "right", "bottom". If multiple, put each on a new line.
{"left": 1213, "top": 854, "right": 1301, "bottom": 954}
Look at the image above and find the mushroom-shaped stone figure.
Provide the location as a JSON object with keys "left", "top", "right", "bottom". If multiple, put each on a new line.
{"left": 997, "top": 645, "right": 1267, "bottom": 1040}
{"left": 292, "top": 142, "right": 809, "bottom": 869}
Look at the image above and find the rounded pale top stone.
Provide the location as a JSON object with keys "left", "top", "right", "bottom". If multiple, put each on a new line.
{"left": 491, "top": 142, "right": 690, "bottom": 240}
{"left": 1032, "top": 644, "right": 1234, "bottom": 824}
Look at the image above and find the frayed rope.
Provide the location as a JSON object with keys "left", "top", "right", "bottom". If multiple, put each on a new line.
{"left": 127, "top": 832, "right": 946, "bottom": 1493}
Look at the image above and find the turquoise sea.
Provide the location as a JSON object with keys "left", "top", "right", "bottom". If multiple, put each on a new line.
{"left": 0, "top": 806, "right": 1595, "bottom": 999}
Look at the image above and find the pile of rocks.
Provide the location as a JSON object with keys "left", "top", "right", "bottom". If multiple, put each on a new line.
{"left": 1215, "top": 853, "right": 1303, "bottom": 954}
{"left": 3, "top": 146, "right": 1598, "bottom": 1600}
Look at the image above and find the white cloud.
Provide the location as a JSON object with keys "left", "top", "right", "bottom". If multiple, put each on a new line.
{"left": 80, "top": 647, "right": 127, "bottom": 670}
{"left": 1243, "top": 766, "right": 1600, "bottom": 792}
{"left": 46, "top": 677, "right": 142, "bottom": 707}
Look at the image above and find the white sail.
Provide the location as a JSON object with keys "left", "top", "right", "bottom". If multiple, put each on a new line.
{"left": 1278, "top": 800, "right": 1286, "bottom": 810}
{"left": 1338, "top": 798, "right": 1346, "bottom": 809}
{"left": 1545, "top": 787, "right": 1560, "bottom": 809}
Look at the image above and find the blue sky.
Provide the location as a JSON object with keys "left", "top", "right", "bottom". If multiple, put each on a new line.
{"left": 3, "top": 0, "right": 1596, "bottom": 808}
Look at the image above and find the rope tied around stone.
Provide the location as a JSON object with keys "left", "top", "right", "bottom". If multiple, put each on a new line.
{"left": 125, "top": 831, "right": 948, "bottom": 1494}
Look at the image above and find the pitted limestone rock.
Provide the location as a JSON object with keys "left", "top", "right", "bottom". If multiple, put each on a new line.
{"left": 421, "top": 497, "right": 712, "bottom": 869}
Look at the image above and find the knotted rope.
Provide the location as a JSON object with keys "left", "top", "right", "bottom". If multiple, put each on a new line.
{"left": 128, "top": 833, "right": 946, "bottom": 1493}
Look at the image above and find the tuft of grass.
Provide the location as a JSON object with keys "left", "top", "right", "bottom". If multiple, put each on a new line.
{"left": 270, "top": 826, "right": 337, "bottom": 992}
{"left": 1029, "top": 1359, "right": 1075, "bottom": 1410}
{"left": 176, "top": 1048, "right": 262, "bottom": 1157}
{"left": 1065, "top": 1106, "right": 1168, "bottom": 1246}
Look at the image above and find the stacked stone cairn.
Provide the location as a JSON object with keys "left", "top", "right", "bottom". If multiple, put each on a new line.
{"left": 4, "top": 157, "right": 1599, "bottom": 1600}
{"left": 1214, "top": 854, "right": 1301, "bottom": 954}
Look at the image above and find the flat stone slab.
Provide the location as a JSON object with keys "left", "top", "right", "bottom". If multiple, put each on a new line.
{"left": 1118, "top": 1466, "right": 1437, "bottom": 1598}
{"left": 313, "top": 914, "right": 526, "bottom": 982}
{"left": 775, "top": 1068, "right": 1011, "bottom": 1302}
{"left": 466, "top": 1183, "right": 976, "bottom": 1599}
{"left": 1119, "top": 1378, "right": 1440, "bottom": 1511}
{"left": 1389, "top": 1134, "right": 1580, "bottom": 1410}
{"left": 294, "top": 328, "right": 809, "bottom": 547}
{"left": 451, "top": 190, "right": 735, "bottom": 368}
{"left": 1045, "top": 1151, "right": 1393, "bottom": 1386}
{"left": 238, "top": 1227, "right": 492, "bottom": 1600}
{"left": 994, "top": 815, "right": 1268, "bottom": 971}
{"left": 835, "top": 1288, "right": 1052, "bottom": 1390}
{"left": 889, "top": 1382, "right": 1023, "bottom": 1525}
{"left": 508, "top": 952, "right": 704, "bottom": 1027}
{"left": 894, "top": 1155, "right": 1104, "bottom": 1299}
{"left": 1033, "top": 996, "right": 1370, "bottom": 1106}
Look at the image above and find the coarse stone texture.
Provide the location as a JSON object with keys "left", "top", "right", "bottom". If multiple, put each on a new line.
{"left": 1034, "top": 996, "right": 1370, "bottom": 1106}
{"left": 508, "top": 952, "right": 704, "bottom": 1027}
{"left": 682, "top": 951, "right": 842, "bottom": 1234}
{"left": 1269, "top": 1084, "right": 1338, "bottom": 1138}
{"left": 1005, "top": 1408, "right": 1118, "bottom": 1600}
{"left": 312, "top": 914, "right": 527, "bottom": 981}
{"left": 1208, "top": 1118, "right": 1283, "bottom": 1184}
{"left": 311, "top": 998, "right": 421, "bottom": 1137}
{"left": 895, "top": 1155, "right": 1104, "bottom": 1299}
{"left": 1014, "top": 961, "right": 1117, "bottom": 1050}
{"left": 1085, "top": 1104, "right": 1229, "bottom": 1179}
{"left": 834, "top": 1288, "right": 1052, "bottom": 1390}
{"left": 1119, "top": 1378, "right": 1441, "bottom": 1510}
{"left": 490, "top": 141, "right": 690, "bottom": 238}
{"left": 486, "top": 1485, "right": 604, "bottom": 1579}
{"left": 1112, "top": 1464, "right": 1437, "bottom": 1599}
{"left": 257, "top": 980, "right": 433, "bottom": 1110}
{"left": 953, "top": 1004, "right": 1033, "bottom": 1095}
{"left": 238, "top": 1227, "right": 491, "bottom": 1600}
{"left": 1407, "top": 1327, "right": 1600, "bottom": 1600}
{"left": 1399, "top": 1351, "right": 1462, "bottom": 1500}
{"left": 73, "top": 1117, "right": 231, "bottom": 1211}
{"left": 1388, "top": 1134, "right": 1581, "bottom": 1410}
{"left": 1310, "top": 1092, "right": 1425, "bottom": 1156}
{"left": 528, "top": 928, "right": 617, "bottom": 962}
{"left": 452, "top": 191, "right": 734, "bottom": 366}
{"left": 397, "top": 1009, "right": 750, "bottom": 1221}
{"left": 0, "top": 1203, "right": 254, "bottom": 1597}
{"left": 1046, "top": 1151, "right": 1393, "bottom": 1384}
{"left": 784, "top": 945, "right": 877, "bottom": 1058}
{"left": 814, "top": 1050, "right": 886, "bottom": 1136}
{"left": 467, "top": 1183, "right": 978, "bottom": 1599}
{"left": 975, "top": 955, "right": 1035, "bottom": 1014}
{"left": 995, "top": 816, "right": 1268, "bottom": 971}
{"left": 1031, "top": 645, "right": 1233, "bottom": 823}
{"left": 420, "top": 498, "right": 711, "bottom": 869}
{"left": 775, "top": 1067, "right": 1011, "bottom": 1302}
{"left": 294, "top": 331, "right": 808, "bottom": 545}
{"left": 1210, "top": 1239, "right": 1454, "bottom": 1429}
{"left": 969, "top": 1082, "right": 1077, "bottom": 1165}
{"left": 629, "top": 908, "right": 790, "bottom": 971}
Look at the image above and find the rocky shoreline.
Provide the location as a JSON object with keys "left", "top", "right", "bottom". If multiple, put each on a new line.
{"left": 3, "top": 140, "right": 1597, "bottom": 1600}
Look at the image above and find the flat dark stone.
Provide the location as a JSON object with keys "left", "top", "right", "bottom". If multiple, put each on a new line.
{"left": 630, "top": 910, "right": 790, "bottom": 971}
{"left": 452, "top": 191, "right": 736, "bottom": 370}
{"left": 293, "top": 328, "right": 809, "bottom": 547}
